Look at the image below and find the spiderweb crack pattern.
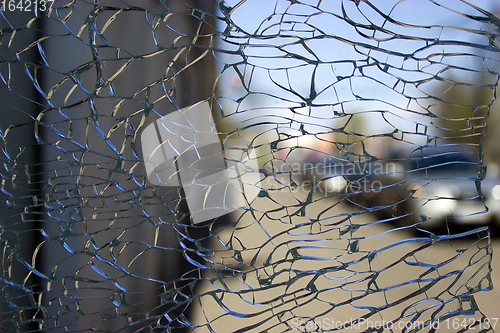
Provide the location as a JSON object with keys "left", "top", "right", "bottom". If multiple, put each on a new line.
{"left": 0, "top": 0, "right": 498, "bottom": 332}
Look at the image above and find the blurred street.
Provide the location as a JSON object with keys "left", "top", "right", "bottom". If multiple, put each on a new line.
{"left": 191, "top": 187, "right": 499, "bottom": 332}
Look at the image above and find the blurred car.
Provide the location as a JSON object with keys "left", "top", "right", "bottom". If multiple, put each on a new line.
{"left": 297, "top": 152, "right": 412, "bottom": 222}
{"left": 295, "top": 145, "right": 500, "bottom": 235}
{"left": 364, "top": 148, "right": 500, "bottom": 235}
{"left": 340, "top": 158, "right": 415, "bottom": 225}
{"left": 403, "top": 150, "right": 497, "bottom": 231}
{"left": 297, "top": 155, "right": 349, "bottom": 194}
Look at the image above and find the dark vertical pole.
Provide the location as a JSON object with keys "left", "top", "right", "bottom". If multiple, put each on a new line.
{"left": 175, "top": 0, "right": 217, "bottom": 108}
{"left": 157, "top": 1, "right": 218, "bottom": 331}
{"left": 0, "top": 10, "right": 43, "bottom": 333}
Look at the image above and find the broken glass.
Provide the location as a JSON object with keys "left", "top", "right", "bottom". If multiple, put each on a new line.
{"left": 0, "top": 0, "right": 498, "bottom": 331}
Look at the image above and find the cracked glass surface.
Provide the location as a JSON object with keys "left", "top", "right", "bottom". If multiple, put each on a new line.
{"left": 0, "top": 0, "right": 498, "bottom": 332}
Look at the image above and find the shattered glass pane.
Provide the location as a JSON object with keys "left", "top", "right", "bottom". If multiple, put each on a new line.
{"left": 0, "top": 0, "right": 498, "bottom": 331}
